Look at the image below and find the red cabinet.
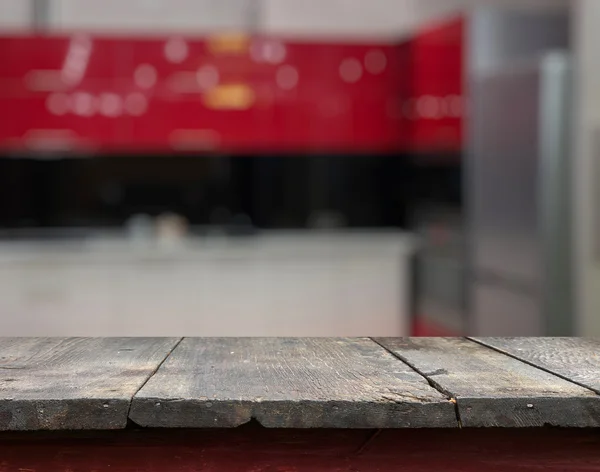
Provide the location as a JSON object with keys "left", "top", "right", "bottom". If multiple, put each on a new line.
{"left": 0, "top": 18, "right": 464, "bottom": 155}
{"left": 408, "top": 16, "right": 464, "bottom": 154}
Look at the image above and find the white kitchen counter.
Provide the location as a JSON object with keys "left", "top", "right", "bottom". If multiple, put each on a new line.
{"left": 0, "top": 231, "right": 417, "bottom": 337}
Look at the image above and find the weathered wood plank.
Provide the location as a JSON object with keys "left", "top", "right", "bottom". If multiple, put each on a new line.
{"left": 375, "top": 338, "right": 600, "bottom": 427}
{"left": 471, "top": 338, "right": 600, "bottom": 394}
{"left": 0, "top": 337, "right": 181, "bottom": 431}
{"left": 129, "top": 338, "right": 457, "bottom": 428}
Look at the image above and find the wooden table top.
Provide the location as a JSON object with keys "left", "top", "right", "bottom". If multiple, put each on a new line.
{"left": 0, "top": 337, "right": 599, "bottom": 431}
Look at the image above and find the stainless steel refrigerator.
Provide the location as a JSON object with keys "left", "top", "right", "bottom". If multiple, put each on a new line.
{"left": 466, "top": 51, "right": 573, "bottom": 336}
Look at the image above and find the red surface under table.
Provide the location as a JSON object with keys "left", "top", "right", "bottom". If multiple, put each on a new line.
{"left": 1, "top": 426, "right": 599, "bottom": 472}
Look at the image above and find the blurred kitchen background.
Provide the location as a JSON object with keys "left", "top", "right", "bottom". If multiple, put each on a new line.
{"left": 0, "top": 0, "right": 597, "bottom": 337}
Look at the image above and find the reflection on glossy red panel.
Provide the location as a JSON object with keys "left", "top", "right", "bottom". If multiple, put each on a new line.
{"left": 0, "top": 20, "right": 464, "bottom": 155}
{"left": 409, "top": 16, "right": 464, "bottom": 153}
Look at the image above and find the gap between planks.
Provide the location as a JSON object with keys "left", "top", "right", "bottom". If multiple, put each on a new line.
{"left": 369, "top": 337, "right": 463, "bottom": 427}
{"left": 126, "top": 337, "right": 599, "bottom": 430}
{"left": 467, "top": 337, "right": 600, "bottom": 396}
{"left": 126, "top": 337, "right": 184, "bottom": 425}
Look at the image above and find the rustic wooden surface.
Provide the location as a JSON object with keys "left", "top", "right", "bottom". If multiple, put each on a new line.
{"left": 1, "top": 426, "right": 599, "bottom": 471}
{"left": 1, "top": 337, "right": 600, "bottom": 431}
{"left": 375, "top": 337, "right": 600, "bottom": 427}
{"left": 471, "top": 337, "right": 600, "bottom": 394}
{"left": 129, "top": 337, "right": 457, "bottom": 428}
{"left": 0, "top": 337, "right": 181, "bottom": 430}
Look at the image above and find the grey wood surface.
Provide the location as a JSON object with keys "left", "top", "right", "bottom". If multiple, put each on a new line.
{"left": 375, "top": 337, "right": 600, "bottom": 427}
{"left": 0, "top": 337, "right": 180, "bottom": 430}
{"left": 2, "top": 337, "right": 599, "bottom": 431}
{"left": 471, "top": 337, "right": 600, "bottom": 394}
{"left": 129, "top": 338, "right": 457, "bottom": 428}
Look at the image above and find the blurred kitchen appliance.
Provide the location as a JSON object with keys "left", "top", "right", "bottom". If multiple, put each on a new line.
{"left": 410, "top": 7, "right": 572, "bottom": 337}
{"left": 411, "top": 205, "right": 466, "bottom": 336}
{"left": 464, "top": 3, "right": 572, "bottom": 337}
{"left": 467, "top": 51, "right": 573, "bottom": 336}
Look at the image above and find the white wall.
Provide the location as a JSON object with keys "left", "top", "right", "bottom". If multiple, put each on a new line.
{"left": 262, "top": 0, "right": 568, "bottom": 39}
{"left": 48, "top": 0, "right": 255, "bottom": 33}
{"left": 260, "top": 0, "right": 421, "bottom": 39}
{"left": 572, "top": 0, "right": 600, "bottom": 335}
{"left": 1, "top": 0, "right": 567, "bottom": 37}
{"left": 0, "top": 0, "right": 32, "bottom": 30}
{"left": 47, "top": 0, "right": 434, "bottom": 38}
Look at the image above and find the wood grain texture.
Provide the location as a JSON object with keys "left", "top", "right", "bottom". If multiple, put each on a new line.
{"left": 129, "top": 338, "right": 457, "bottom": 428}
{"left": 375, "top": 337, "right": 600, "bottom": 427}
{"left": 0, "top": 337, "right": 180, "bottom": 431}
{"left": 471, "top": 337, "right": 600, "bottom": 394}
